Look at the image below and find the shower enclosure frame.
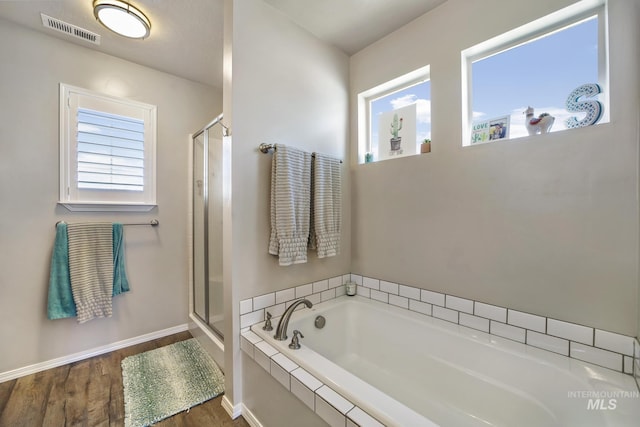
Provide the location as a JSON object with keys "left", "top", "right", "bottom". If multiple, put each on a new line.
{"left": 189, "top": 113, "right": 226, "bottom": 369}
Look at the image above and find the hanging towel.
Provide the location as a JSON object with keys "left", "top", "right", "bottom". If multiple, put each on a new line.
{"left": 47, "top": 222, "right": 77, "bottom": 319}
{"left": 67, "top": 222, "right": 114, "bottom": 323}
{"left": 268, "top": 144, "right": 312, "bottom": 266}
{"left": 112, "top": 223, "right": 129, "bottom": 296}
{"left": 310, "top": 153, "right": 342, "bottom": 258}
{"left": 47, "top": 222, "right": 130, "bottom": 321}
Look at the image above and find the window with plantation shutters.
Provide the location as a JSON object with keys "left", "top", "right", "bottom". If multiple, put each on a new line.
{"left": 59, "top": 84, "right": 156, "bottom": 211}
{"left": 77, "top": 108, "right": 145, "bottom": 191}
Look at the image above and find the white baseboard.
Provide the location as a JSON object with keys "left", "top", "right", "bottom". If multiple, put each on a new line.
{"left": 220, "top": 396, "right": 262, "bottom": 427}
{"left": 221, "top": 395, "right": 244, "bottom": 419}
{"left": 0, "top": 323, "right": 189, "bottom": 383}
{"left": 241, "top": 403, "right": 263, "bottom": 427}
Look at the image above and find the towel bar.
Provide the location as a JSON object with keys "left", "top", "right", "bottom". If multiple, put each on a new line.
{"left": 55, "top": 219, "right": 159, "bottom": 228}
{"left": 258, "top": 143, "right": 343, "bottom": 163}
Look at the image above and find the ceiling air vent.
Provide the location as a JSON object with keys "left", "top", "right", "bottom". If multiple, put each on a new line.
{"left": 41, "top": 13, "right": 101, "bottom": 45}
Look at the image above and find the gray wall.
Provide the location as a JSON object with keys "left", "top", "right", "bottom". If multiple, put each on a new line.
{"left": 0, "top": 19, "right": 221, "bottom": 375}
{"left": 350, "top": 0, "right": 640, "bottom": 336}
{"left": 221, "top": 0, "right": 350, "bottom": 413}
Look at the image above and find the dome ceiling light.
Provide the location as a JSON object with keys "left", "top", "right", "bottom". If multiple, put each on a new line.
{"left": 93, "top": 0, "right": 151, "bottom": 39}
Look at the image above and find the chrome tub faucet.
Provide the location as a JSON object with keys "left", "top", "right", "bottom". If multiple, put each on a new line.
{"left": 274, "top": 298, "right": 313, "bottom": 340}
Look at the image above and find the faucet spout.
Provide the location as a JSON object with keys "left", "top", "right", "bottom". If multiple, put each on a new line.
{"left": 274, "top": 298, "right": 313, "bottom": 340}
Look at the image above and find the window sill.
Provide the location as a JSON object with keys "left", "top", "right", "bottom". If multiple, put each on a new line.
{"left": 361, "top": 151, "right": 430, "bottom": 164}
{"left": 58, "top": 201, "right": 157, "bottom": 212}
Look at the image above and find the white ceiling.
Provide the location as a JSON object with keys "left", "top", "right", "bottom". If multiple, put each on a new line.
{"left": 0, "top": 0, "right": 446, "bottom": 89}
{"left": 263, "top": 0, "right": 446, "bottom": 55}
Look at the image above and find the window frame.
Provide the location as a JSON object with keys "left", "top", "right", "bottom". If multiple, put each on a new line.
{"left": 59, "top": 83, "right": 157, "bottom": 212}
{"left": 357, "top": 65, "right": 430, "bottom": 163}
{"left": 461, "top": 0, "right": 608, "bottom": 146}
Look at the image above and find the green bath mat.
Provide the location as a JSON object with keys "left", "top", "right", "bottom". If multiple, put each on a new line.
{"left": 121, "top": 338, "right": 224, "bottom": 427}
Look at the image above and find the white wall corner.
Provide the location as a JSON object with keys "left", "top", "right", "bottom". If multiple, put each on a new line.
{"left": 221, "top": 395, "right": 245, "bottom": 420}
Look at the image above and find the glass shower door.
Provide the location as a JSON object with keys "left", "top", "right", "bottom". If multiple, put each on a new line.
{"left": 192, "top": 121, "right": 224, "bottom": 339}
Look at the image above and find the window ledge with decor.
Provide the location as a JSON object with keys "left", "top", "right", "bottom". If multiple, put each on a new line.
{"left": 357, "top": 65, "right": 431, "bottom": 164}
{"left": 59, "top": 83, "right": 157, "bottom": 212}
{"left": 462, "top": 0, "right": 608, "bottom": 147}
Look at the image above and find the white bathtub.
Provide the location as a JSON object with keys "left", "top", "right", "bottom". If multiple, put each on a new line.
{"left": 251, "top": 296, "right": 640, "bottom": 426}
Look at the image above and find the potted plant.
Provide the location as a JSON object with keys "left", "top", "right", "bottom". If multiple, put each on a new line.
{"left": 421, "top": 138, "right": 431, "bottom": 153}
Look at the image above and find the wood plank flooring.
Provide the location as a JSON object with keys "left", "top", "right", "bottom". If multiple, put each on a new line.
{"left": 0, "top": 332, "right": 250, "bottom": 427}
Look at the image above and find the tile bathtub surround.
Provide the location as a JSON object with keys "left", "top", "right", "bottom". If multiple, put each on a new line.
{"left": 352, "top": 275, "right": 635, "bottom": 374}
{"left": 474, "top": 302, "right": 507, "bottom": 323}
{"left": 241, "top": 329, "right": 386, "bottom": 427}
{"left": 239, "top": 273, "right": 637, "bottom": 375}
{"left": 548, "top": 319, "right": 593, "bottom": 346}
{"left": 595, "top": 329, "right": 634, "bottom": 356}
{"left": 526, "top": 331, "right": 569, "bottom": 356}
{"left": 239, "top": 273, "right": 350, "bottom": 330}
{"left": 445, "top": 295, "right": 473, "bottom": 314}
{"left": 570, "top": 342, "right": 623, "bottom": 372}
{"left": 507, "top": 310, "right": 546, "bottom": 333}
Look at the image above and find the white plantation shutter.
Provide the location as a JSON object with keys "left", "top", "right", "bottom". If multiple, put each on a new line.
{"left": 77, "top": 108, "right": 145, "bottom": 192}
{"left": 59, "top": 84, "right": 156, "bottom": 211}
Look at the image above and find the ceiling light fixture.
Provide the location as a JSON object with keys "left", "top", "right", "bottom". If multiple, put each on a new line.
{"left": 93, "top": 0, "right": 151, "bottom": 39}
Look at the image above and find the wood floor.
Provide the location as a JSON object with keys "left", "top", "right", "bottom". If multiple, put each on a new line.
{"left": 0, "top": 331, "right": 250, "bottom": 427}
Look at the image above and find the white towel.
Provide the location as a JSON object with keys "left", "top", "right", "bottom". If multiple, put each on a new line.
{"left": 67, "top": 223, "right": 114, "bottom": 323}
{"left": 268, "top": 144, "right": 312, "bottom": 266}
{"left": 310, "top": 153, "right": 342, "bottom": 258}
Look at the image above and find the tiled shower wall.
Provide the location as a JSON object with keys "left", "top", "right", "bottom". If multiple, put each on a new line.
{"left": 240, "top": 273, "right": 638, "bottom": 377}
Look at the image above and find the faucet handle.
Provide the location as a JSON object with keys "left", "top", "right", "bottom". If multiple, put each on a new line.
{"left": 263, "top": 311, "right": 273, "bottom": 331}
{"left": 288, "top": 330, "right": 304, "bottom": 349}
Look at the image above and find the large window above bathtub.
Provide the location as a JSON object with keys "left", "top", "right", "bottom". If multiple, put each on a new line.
{"left": 357, "top": 65, "right": 430, "bottom": 163}
{"left": 462, "top": 0, "right": 608, "bottom": 146}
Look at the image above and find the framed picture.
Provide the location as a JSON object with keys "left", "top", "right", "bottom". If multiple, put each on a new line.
{"left": 471, "top": 115, "right": 510, "bottom": 144}
{"left": 377, "top": 103, "right": 417, "bottom": 160}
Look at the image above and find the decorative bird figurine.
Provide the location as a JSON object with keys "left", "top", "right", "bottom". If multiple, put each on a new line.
{"left": 525, "top": 106, "right": 555, "bottom": 135}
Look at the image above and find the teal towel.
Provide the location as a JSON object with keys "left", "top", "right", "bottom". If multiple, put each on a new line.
{"left": 47, "top": 222, "right": 130, "bottom": 320}
{"left": 47, "top": 223, "right": 76, "bottom": 319}
{"left": 112, "top": 223, "right": 130, "bottom": 296}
